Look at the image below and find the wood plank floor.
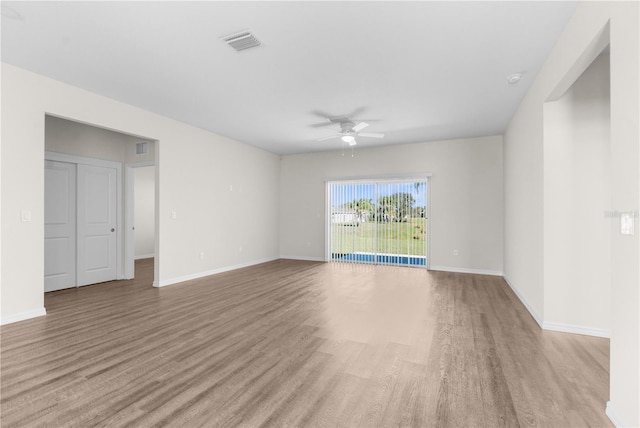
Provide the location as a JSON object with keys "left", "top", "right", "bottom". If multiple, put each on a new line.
{"left": 1, "top": 259, "right": 611, "bottom": 427}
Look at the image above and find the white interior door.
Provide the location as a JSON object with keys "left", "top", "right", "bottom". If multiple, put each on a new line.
{"left": 44, "top": 160, "right": 77, "bottom": 292}
{"left": 77, "top": 164, "right": 117, "bottom": 286}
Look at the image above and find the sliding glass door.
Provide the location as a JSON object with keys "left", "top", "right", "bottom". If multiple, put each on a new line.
{"left": 328, "top": 178, "right": 429, "bottom": 267}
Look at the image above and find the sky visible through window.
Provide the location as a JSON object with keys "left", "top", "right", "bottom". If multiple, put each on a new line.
{"left": 331, "top": 181, "right": 427, "bottom": 208}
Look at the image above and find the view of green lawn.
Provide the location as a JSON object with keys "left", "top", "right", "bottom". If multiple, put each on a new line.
{"left": 331, "top": 218, "right": 427, "bottom": 256}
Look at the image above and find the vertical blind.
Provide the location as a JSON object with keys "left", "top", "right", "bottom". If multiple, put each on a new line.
{"left": 328, "top": 179, "right": 428, "bottom": 267}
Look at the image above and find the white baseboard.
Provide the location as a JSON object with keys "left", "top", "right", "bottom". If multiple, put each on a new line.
{"left": 135, "top": 254, "right": 154, "bottom": 260}
{"left": 429, "top": 266, "right": 503, "bottom": 276}
{"left": 502, "top": 275, "right": 610, "bottom": 338}
{"left": 502, "top": 274, "right": 544, "bottom": 327}
{"left": 606, "top": 401, "right": 625, "bottom": 428}
{"left": 153, "top": 257, "right": 279, "bottom": 288}
{"left": 542, "top": 321, "right": 610, "bottom": 338}
{"left": 279, "top": 255, "right": 326, "bottom": 262}
{"left": 1, "top": 307, "right": 47, "bottom": 325}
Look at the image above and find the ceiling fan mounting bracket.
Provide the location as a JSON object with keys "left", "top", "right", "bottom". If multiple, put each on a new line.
{"left": 339, "top": 121, "right": 357, "bottom": 134}
{"left": 328, "top": 116, "right": 350, "bottom": 124}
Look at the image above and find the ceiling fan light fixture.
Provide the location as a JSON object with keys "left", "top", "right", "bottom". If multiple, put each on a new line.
{"left": 341, "top": 135, "right": 355, "bottom": 144}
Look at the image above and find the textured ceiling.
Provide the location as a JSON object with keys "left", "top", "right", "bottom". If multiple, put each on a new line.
{"left": 1, "top": 1, "right": 579, "bottom": 154}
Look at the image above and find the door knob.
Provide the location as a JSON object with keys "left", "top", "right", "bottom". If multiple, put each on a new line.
{"left": 111, "top": 228, "right": 115, "bottom": 232}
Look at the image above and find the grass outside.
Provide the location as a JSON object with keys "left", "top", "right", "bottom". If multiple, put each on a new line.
{"left": 331, "top": 218, "right": 427, "bottom": 256}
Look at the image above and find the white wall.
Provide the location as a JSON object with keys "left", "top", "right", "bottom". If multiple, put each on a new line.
{"left": 280, "top": 136, "right": 504, "bottom": 274}
{"left": 543, "top": 54, "right": 611, "bottom": 335}
{"left": 1, "top": 63, "right": 280, "bottom": 323}
{"left": 504, "top": 2, "right": 639, "bottom": 426}
{"left": 134, "top": 166, "right": 155, "bottom": 258}
{"left": 45, "top": 114, "right": 154, "bottom": 163}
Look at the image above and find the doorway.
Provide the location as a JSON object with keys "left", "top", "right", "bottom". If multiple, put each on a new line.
{"left": 124, "top": 162, "right": 156, "bottom": 279}
{"left": 543, "top": 49, "right": 611, "bottom": 334}
{"left": 44, "top": 115, "right": 157, "bottom": 291}
{"left": 327, "top": 178, "right": 429, "bottom": 267}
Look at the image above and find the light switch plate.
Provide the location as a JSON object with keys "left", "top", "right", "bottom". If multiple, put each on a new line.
{"left": 21, "top": 210, "right": 32, "bottom": 222}
{"left": 621, "top": 212, "right": 634, "bottom": 235}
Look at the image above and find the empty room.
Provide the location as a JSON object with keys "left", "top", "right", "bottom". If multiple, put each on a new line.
{"left": 1, "top": 1, "right": 639, "bottom": 427}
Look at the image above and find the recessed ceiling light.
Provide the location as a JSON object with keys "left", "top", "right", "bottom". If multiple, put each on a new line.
{"left": 507, "top": 73, "right": 523, "bottom": 84}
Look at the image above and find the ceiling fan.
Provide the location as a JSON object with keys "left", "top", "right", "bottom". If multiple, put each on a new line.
{"left": 316, "top": 119, "right": 385, "bottom": 146}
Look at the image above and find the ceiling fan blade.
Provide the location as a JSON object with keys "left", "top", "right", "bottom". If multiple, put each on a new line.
{"left": 358, "top": 132, "right": 385, "bottom": 138}
{"left": 347, "top": 106, "right": 366, "bottom": 119}
{"left": 311, "top": 110, "right": 335, "bottom": 119}
{"left": 352, "top": 122, "right": 369, "bottom": 132}
{"left": 318, "top": 135, "right": 340, "bottom": 141}
{"left": 309, "top": 121, "right": 336, "bottom": 128}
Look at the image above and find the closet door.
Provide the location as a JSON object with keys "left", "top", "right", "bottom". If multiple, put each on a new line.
{"left": 44, "top": 160, "right": 77, "bottom": 292}
{"left": 77, "top": 164, "right": 118, "bottom": 286}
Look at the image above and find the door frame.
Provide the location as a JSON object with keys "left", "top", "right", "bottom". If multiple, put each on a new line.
{"left": 124, "top": 161, "right": 155, "bottom": 279}
{"left": 45, "top": 151, "right": 123, "bottom": 281}
{"left": 325, "top": 174, "right": 432, "bottom": 269}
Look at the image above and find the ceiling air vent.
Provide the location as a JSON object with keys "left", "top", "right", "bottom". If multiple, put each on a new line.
{"left": 222, "top": 31, "right": 261, "bottom": 52}
{"left": 136, "top": 142, "right": 148, "bottom": 155}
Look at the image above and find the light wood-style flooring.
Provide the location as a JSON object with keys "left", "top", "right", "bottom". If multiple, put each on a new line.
{"left": 1, "top": 259, "right": 611, "bottom": 427}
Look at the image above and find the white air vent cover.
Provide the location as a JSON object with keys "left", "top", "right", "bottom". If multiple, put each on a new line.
{"left": 136, "top": 142, "right": 148, "bottom": 155}
{"left": 222, "top": 31, "right": 261, "bottom": 52}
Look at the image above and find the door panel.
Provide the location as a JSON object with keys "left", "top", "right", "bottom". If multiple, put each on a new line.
{"left": 85, "top": 236, "right": 111, "bottom": 270}
{"left": 44, "top": 160, "right": 77, "bottom": 291}
{"left": 77, "top": 164, "right": 117, "bottom": 286}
